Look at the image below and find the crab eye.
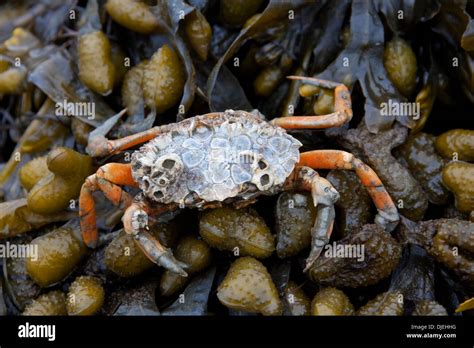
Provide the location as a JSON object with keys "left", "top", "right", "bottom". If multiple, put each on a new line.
{"left": 258, "top": 160, "right": 267, "bottom": 169}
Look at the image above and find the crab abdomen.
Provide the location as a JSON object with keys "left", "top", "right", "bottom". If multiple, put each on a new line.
{"left": 131, "top": 110, "right": 301, "bottom": 207}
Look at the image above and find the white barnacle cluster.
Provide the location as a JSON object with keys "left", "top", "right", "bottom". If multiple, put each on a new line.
{"left": 130, "top": 131, "right": 186, "bottom": 203}
{"left": 131, "top": 110, "right": 302, "bottom": 206}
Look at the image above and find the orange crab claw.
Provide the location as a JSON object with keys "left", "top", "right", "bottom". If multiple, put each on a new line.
{"left": 79, "top": 163, "right": 136, "bottom": 247}
{"left": 284, "top": 167, "right": 339, "bottom": 271}
{"left": 122, "top": 201, "right": 186, "bottom": 276}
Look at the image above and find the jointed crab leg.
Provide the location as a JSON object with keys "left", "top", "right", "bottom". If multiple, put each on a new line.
{"left": 86, "top": 127, "right": 166, "bottom": 157}
{"left": 284, "top": 167, "right": 339, "bottom": 271}
{"left": 86, "top": 112, "right": 226, "bottom": 158}
{"left": 271, "top": 76, "right": 353, "bottom": 129}
{"left": 79, "top": 163, "right": 136, "bottom": 247}
{"left": 86, "top": 111, "right": 232, "bottom": 158}
{"left": 299, "top": 150, "right": 400, "bottom": 231}
{"left": 122, "top": 200, "right": 187, "bottom": 276}
{"left": 79, "top": 162, "right": 187, "bottom": 275}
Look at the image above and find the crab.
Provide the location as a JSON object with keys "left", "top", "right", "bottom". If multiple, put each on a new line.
{"left": 79, "top": 76, "right": 400, "bottom": 277}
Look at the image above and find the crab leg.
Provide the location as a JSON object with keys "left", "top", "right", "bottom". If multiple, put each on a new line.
{"left": 298, "top": 150, "right": 400, "bottom": 231}
{"left": 271, "top": 76, "right": 353, "bottom": 129}
{"left": 86, "top": 112, "right": 226, "bottom": 157}
{"left": 284, "top": 167, "right": 339, "bottom": 272}
{"left": 86, "top": 127, "right": 166, "bottom": 157}
{"left": 79, "top": 163, "right": 136, "bottom": 248}
{"left": 122, "top": 200, "right": 186, "bottom": 276}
